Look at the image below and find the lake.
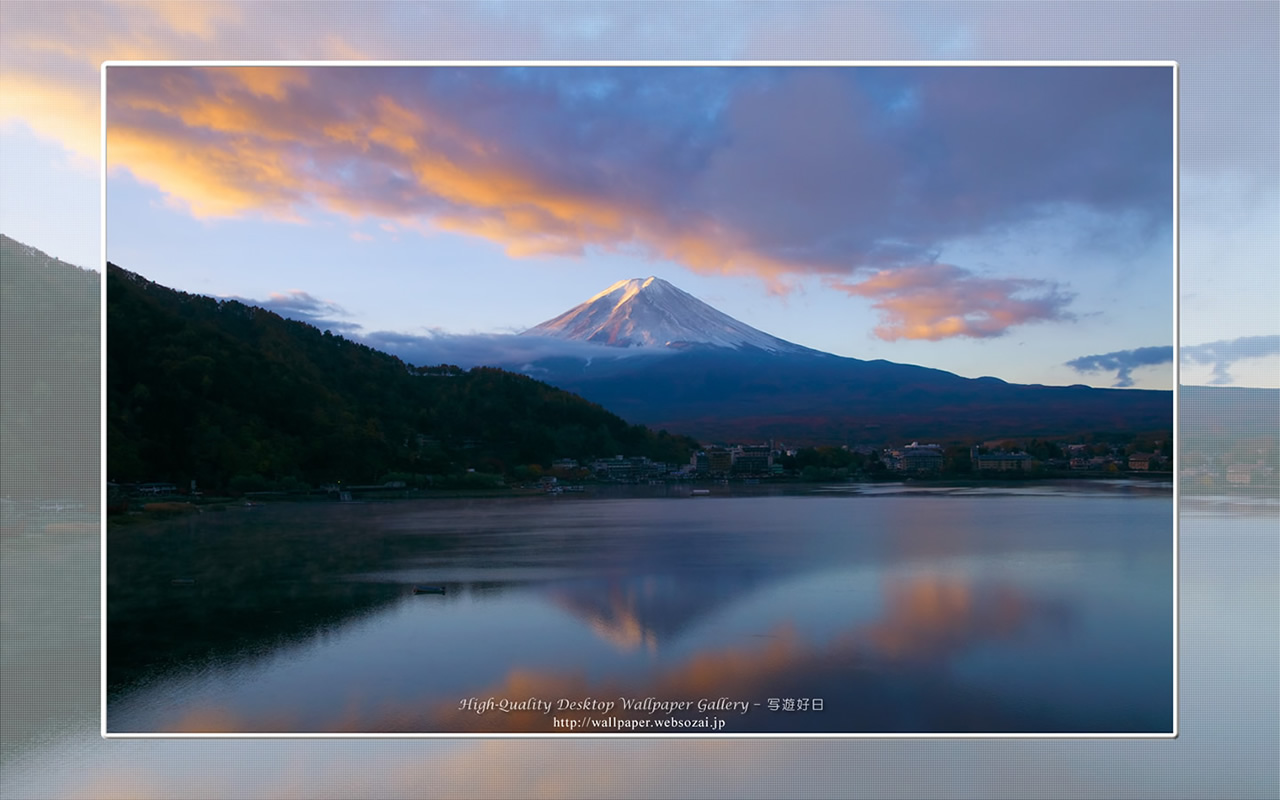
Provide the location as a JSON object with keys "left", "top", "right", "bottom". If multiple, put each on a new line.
{"left": 106, "top": 481, "right": 1173, "bottom": 735}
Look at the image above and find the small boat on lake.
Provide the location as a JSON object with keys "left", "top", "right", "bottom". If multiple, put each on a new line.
{"left": 413, "top": 585, "right": 446, "bottom": 595}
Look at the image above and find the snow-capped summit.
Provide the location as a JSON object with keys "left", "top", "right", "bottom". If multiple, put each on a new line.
{"left": 522, "top": 276, "right": 810, "bottom": 353}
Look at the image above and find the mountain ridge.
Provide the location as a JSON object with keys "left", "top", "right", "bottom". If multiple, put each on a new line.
{"left": 104, "top": 261, "right": 698, "bottom": 490}
{"left": 523, "top": 276, "right": 818, "bottom": 354}
{"left": 1, "top": 234, "right": 100, "bottom": 501}
{"left": 504, "top": 275, "right": 1174, "bottom": 444}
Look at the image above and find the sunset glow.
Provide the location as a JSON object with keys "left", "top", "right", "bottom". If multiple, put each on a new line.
{"left": 94, "top": 63, "right": 1186, "bottom": 388}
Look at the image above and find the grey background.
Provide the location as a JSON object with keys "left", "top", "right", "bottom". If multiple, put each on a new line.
{"left": 1, "top": 2, "right": 1277, "bottom": 798}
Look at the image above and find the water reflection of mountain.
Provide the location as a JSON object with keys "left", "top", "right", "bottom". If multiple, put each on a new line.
{"left": 107, "top": 573, "right": 405, "bottom": 699}
{"left": 545, "top": 570, "right": 773, "bottom": 652}
{"left": 456, "top": 573, "right": 1108, "bottom": 734}
{"left": 111, "top": 495, "right": 1170, "bottom": 734}
{"left": 107, "top": 508, "right": 423, "bottom": 697}
{"left": 150, "top": 570, "right": 1121, "bottom": 734}
{"left": 427, "top": 572, "right": 1089, "bottom": 734}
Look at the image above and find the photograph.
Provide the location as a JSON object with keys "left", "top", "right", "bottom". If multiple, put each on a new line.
{"left": 100, "top": 64, "right": 1173, "bottom": 735}
{"left": 0, "top": 1, "right": 1274, "bottom": 797}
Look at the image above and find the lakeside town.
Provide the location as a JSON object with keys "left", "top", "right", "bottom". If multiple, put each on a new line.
{"left": 26, "top": 426, "right": 1280, "bottom": 526}
{"left": 84, "top": 432, "right": 1190, "bottom": 509}
{"left": 27, "top": 424, "right": 1280, "bottom": 525}
{"left": 540, "top": 436, "right": 1177, "bottom": 485}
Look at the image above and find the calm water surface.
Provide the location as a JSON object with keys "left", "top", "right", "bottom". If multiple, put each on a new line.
{"left": 106, "top": 482, "right": 1173, "bottom": 734}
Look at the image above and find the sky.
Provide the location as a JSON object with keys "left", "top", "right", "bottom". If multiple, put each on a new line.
{"left": 0, "top": 2, "right": 1277, "bottom": 797}
{"left": 1, "top": 5, "right": 1276, "bottom": 389}
{"left": 97, "top": 63, "right": 1186, "bottom": 389}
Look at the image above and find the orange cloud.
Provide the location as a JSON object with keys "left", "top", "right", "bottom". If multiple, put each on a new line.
{"left": 0, "top": 73, "right": 100, "bottom": 161}
{"left": 102, "top": 66, "right": 841, "bottom": 286}
{"left": 317, "top": 33, "right": 371, "bottom": 61}
{"left": 125, "top": 1, "right": 244, "bottom": 42}
{"left": 0, "top": 4, "right": 348, "bottom": 167}
{"left": 0, "top": 3, "right": 249, "bottom": 164}
{"left": 831, "top": 263, "right": 1075, "bottom": 340}
{"left": 107, "top": 121, "right": 310, "bottom": 219}
{"left": 101, "top": 64, "right": 1132, "bottom": 339}
{"left": 210, "top": 65, "right": 311, "bottom": 101}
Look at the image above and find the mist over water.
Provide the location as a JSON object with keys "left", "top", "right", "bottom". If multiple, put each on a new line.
{"left": 8, "top": 494, "right": 1279, "bottom": 799}
{"left": 103, "top": 484, "right": 1172, "bottom": 735}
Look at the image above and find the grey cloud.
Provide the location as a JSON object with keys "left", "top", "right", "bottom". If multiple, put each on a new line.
{"left": 1067, "top": 335, "right": 1280, "bottom": 387}
{"left": 686, "top": 66, "right": 1172, "bottom": 274}
{"left": 108, "top": 64, "right": 1171, "bottom": 286}
{"left": 359, "top": 329, "right": 672, "bottom": 373}
{"left": 1180, "top": 335, "right": 1280, "bottom": 385}
{"left": 224, "top": 290, "right": 673, "bottom": 370}
{"left": 1065, "top": 345, "right": 1173, "bottom": 387}
{"left": 228, "top": 291, "right": 363, "bottom": 334}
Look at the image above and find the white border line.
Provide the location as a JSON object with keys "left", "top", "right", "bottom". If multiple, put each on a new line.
{"left": 1171, "top": 60, "right": 1181, "bottom": 740}
{"left": 99, "top": 59, "right": 1177, "bottom": 737}
{"left": 99, "top": 61, "right": 110, "bottom": 741}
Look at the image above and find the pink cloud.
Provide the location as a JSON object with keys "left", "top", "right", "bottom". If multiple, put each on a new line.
{"left": 96, "top": 64, "right": 1171, "bottom": 341}
{"left": 831, "top": 263, "right": 1074, "bottom": 341}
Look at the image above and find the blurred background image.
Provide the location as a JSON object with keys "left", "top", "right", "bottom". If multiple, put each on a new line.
{"left": 1, "top": 2, "right": 1276, "bottom": 798}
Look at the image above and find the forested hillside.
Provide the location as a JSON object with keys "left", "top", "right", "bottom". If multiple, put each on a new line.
{"left": 107, "top": 264, "right": 697, "bottom": 492}
{"left": 1, "top": 235, "right": 100, "bottom": 502}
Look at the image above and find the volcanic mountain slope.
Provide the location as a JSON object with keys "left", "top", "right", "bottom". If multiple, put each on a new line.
{"left": 514, "top": 277, "right": 1172, "bottom": 445}
{"left": 525, "top": 276, "right": 818, "bottom": 354}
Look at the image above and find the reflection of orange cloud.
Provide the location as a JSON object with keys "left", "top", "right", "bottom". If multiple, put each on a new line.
{"left": 150, "top": 572, "right": 1049, "bottom": 734}
{"left": 167, "top": 706, "right": 257, "bottom": 734}
{"left": 867, "top": 578, "right": 973, "bottom": 658}
{"left": 423, "top": 624, "right": 809, "bottom": 733}
{"left": 151, "top": 622, "right": 808, "bottom": 733}
{"left": 416, "top": 573, "right": 1038, "bottom": 733}
{"left": 861, "top": 575, "right": 1033, "bottom": 663}
{"left": 65, "top": 739, "right": 782, "bottom": 800}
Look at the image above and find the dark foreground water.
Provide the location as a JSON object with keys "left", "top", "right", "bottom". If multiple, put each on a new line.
{"left": 106, "top": 482, "right": 1173, "bottom": 734}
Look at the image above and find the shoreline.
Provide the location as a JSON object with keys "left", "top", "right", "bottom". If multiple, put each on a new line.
{"left": 92, "top": 474, "right": 1190, "bottom": 529}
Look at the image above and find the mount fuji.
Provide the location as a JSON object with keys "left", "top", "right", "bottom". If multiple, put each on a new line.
{"left": 524, "top": 276, "right": 817, "bottom": 355}
{"left": 506, "top": 277, "right": 1170, "bottom": 445}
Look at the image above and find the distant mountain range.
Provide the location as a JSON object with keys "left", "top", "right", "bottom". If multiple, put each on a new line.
{"left": 0, "top": 232, "right": 1271, "bottom": 501}
{"left": 1179, "top": 385, "right": 1280, "bottom": 446}
{"left": 512, "top": 276, "right": 1173, "bottom": 444}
